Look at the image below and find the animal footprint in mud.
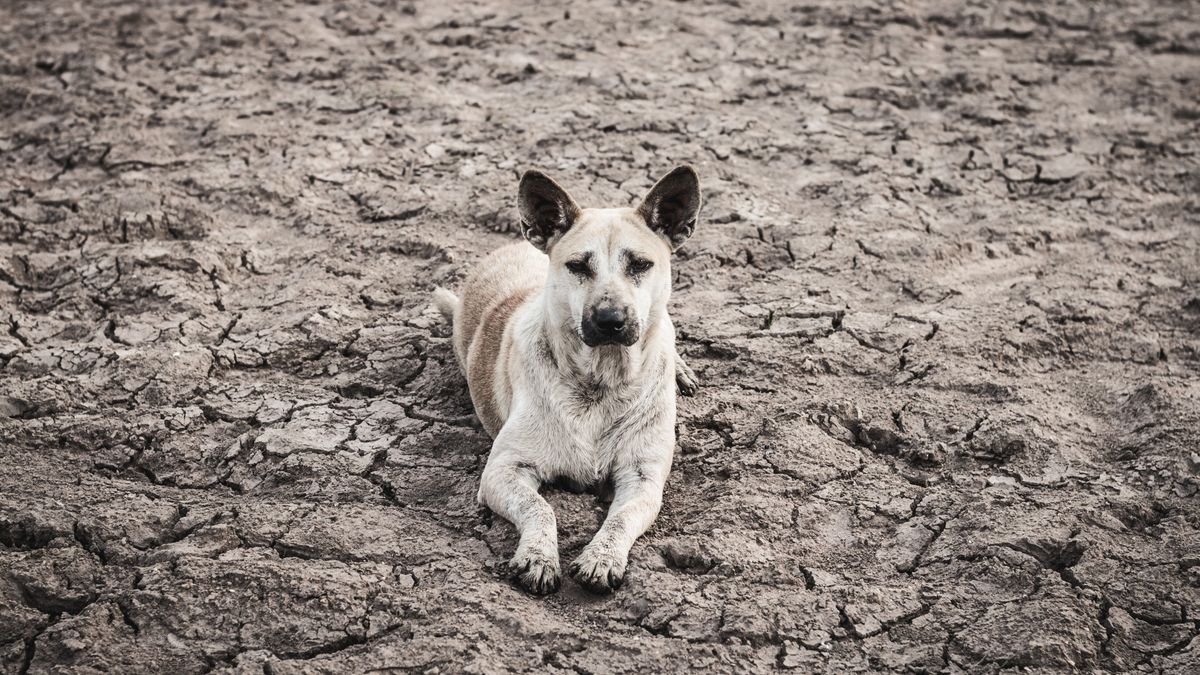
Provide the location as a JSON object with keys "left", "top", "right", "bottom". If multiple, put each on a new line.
{"left": 507, "top": 550, "right": 561, "bottom": 595}
{"left": 569, "top": 546, "right": 626, "bottom": 594}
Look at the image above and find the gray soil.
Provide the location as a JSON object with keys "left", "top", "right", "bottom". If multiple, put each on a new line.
{"left": 1, "top": 0, "right": 1198, "bottom": 673}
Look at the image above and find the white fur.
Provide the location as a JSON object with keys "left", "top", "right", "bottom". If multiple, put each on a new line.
{"left": 439, "top": 168, "right": 701, "bottom": 594}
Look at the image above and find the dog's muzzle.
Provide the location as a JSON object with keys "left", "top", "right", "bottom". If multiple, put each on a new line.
{"left": 581, "top": 306, "right": 638, "bottom": 347}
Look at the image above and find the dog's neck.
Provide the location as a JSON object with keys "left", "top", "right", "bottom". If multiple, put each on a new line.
{"left": 539, "top": 305, "right": 665, "bottom": 395}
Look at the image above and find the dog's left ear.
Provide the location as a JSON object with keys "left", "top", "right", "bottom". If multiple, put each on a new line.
{"left": 638, "top": 165, "right": 701, "bottom": 251}
{"left": 519, "top": 170, "right": 581, "bottom": 253}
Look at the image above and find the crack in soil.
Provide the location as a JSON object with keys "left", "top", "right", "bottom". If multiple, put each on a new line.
{"left": 1, "top": 0, "right": 1198, "bottom": 672}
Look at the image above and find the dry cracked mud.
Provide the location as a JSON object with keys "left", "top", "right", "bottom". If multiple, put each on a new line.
{"left": 1, "top": 0, "right": 1199, "bottom": 673}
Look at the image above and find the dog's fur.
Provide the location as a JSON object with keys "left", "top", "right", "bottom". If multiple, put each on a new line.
{"left": 433, "top": 166, "right": 701, "bottom": 594}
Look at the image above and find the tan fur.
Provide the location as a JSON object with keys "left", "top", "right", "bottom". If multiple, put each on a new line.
{"left": 454, "top": 245, "right": 541, "bottom": 361}
{"left": 468, "top": 286, "right": 533, "bottom": 436}
{"left": 454, "top": 242, "right": 546, "bottom": 434}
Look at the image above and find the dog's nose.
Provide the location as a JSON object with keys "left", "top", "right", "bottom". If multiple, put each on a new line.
{"left": 593, "top": 307, "right": 626, "bottom": 334}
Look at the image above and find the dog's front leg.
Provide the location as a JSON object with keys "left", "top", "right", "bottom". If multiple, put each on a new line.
{"left": 479, "top": 451, "right": 560, "bottom": 595}
{"left": 569, "top": 461, "right": 668, "bottom": 593}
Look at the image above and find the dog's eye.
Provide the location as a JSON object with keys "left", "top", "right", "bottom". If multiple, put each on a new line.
{"left": 627, "top": 258, "right": 654, "bottom": 277}
{"left": 565, "top": 259, "right": 593, "bottom": 278}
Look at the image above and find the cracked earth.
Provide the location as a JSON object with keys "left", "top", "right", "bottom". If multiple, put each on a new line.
{"left": 1, "top": 0, "right": 1198, "bottom": 673}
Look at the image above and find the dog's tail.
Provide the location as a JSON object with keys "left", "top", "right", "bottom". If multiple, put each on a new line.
{"left": 432, "top": 287, "right": 460, "bottom": 324}
{"left": 433, "top": 287, "right": 466, "bottom": 376}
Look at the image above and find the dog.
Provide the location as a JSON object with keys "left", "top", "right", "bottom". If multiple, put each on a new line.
{"left": 432, "top": 166, "right": 701, "bottom": 594}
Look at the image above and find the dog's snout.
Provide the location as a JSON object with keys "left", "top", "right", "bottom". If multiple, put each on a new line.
{"left": 581, "top": 304, "right": 637, "bottom": 347}
{"left": 593, "top": 307, "right": 626, "bottom": 334}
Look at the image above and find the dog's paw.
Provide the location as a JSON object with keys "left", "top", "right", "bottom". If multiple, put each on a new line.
{"left": 569, "top": 547, "right": 626, "bottom": 594}
{"left": 506, "top": 550, "right": 560, "bottom": 595}
{"left": 675, "top": 361, "right": 699, "bottom": 397}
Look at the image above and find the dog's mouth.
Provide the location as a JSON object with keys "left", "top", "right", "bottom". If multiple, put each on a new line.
{"left": 580, "top": 321, "right": 639, "bottom": 348}
{"left": 582, "top": 335, "right": 636, "bottom": 348}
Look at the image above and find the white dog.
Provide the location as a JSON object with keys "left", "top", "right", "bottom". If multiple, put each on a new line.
{"left": 434, "top": 166, "right": 700, "bottom": 594}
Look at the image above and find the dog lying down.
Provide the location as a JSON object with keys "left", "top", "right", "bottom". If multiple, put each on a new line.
{"left": 434, "top": 166, "right": 701, "bottom": 595}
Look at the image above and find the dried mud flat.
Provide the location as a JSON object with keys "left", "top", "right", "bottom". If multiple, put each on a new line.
{"left": 1, "top": 0, "right": 1198, "bottom": 673}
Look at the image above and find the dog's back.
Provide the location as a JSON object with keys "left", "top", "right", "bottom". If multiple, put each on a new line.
{"left": 435, "top": 242, "right": 546, "bottom": 434}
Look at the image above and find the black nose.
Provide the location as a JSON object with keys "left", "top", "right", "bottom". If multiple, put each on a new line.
{"left": 593, "top": 307, "right": 626, "bottom": 334}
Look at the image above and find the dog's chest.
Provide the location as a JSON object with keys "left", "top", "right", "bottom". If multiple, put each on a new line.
{"left": 538, "top": 382, "right": 644, "bottom": 482}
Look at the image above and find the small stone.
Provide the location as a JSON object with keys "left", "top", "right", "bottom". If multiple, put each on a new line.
{"left": 778, "top": 643, "right": 820, "bottom": 669}
{"left": 62, "top": 638, "right": 88, "bottom": 652}
{"left": 0, "top": 396, "right": 30, "bottom": 417}
{"left": 1148, "top": 274, "right": 1183, "bottom": 289}
{"left": 1039, "top": 154, "right": 1088, "bottom": 182}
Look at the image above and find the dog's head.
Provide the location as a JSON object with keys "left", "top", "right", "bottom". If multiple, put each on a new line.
{"left": 518, "top": 166, "right": 701, "bottom": 348}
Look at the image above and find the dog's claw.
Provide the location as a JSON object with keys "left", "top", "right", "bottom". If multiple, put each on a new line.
{"left": 607, "top": 568, "right": 624, "bottom": 590}
{"left": 507, "top": 552, "right": 560, "bottom": 595}
{"left": 569, "top": 548, "right": 626, "bottom": 594}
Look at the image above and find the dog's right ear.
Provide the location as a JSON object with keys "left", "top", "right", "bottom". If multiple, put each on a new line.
{"left": 518, "top": 170, "right": 580, "bottom": 253}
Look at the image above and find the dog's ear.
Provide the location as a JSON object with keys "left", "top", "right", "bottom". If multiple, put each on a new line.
{"left": 518, "top": 170, "right": 581, "bottom": 253}
{"left": 638, "top": 165, "right": 701, "bottom": 251}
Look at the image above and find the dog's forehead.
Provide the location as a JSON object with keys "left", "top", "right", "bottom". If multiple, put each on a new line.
{"left": 558, "top": 208, "right": 666, "bottom": 258}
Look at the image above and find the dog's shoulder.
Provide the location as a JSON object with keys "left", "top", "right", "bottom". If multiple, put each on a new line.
{"left": 466, "top": 284, "right": 539, "bottom": 437}
{"left": 457, "top": 243, "right": 545, "bottom": 358}
{"left": 454, "top": 243, "right": 545, "bottom": 437}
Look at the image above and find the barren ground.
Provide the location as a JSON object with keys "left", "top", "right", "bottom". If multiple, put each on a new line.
{"left": 1, "top": 0, "right": 1199, "bottom": 673}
